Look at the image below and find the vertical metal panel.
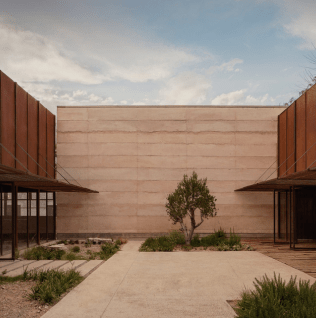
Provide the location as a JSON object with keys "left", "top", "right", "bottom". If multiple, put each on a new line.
{"left": 1, "top": 72, "right": 16, "bottom": 167}
{"left": 286, "top": 104, "right": 295, "bottom": 175}
{"left": 0, "top": 185, "right": 2, "bottom": 255}
{"left": 15, "top": 85, "right": 28, "bottom": 171}
{"left": 47, "top": 111, "right": 55, "bottom": 179}
{"left": 295, "top": 94, "right": 306, "bottom": 172}
{"left": 38, "top": 104, "right": 47, "bottom": 177}
{"left": 27, "top": 95, "right": 38, "bottom": 174}
{"left": 306, "top": 85, "right": 316, "bottom": 168}
{"left": 278, "top": 111, "right": 287, "bottom": 176}
{"left": 36, "top": 189, "right": 40, "bottom": 245}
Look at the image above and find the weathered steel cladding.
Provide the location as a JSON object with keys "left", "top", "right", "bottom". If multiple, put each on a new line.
{"left": 0, "top": 71, "right": 55, "bottom": 178}
{"left": 27, "top": 95, "right": 38, "bottom": 174}
{"left": 295, "top": 94, "right": 306, "bottom": 172}
{"left": 286, "top": 104, "right": 295, "bottom": 175}
{"left": 306, "top": 85, "right": 316, "bottom": 169}
{"left": 278, "top": 83, "right": 316, "bottom": 177}
{"left": 1, "top": 72, "right": 15, "bottom": 167}
{"left": 46, "top": 111, "right": 55, "bottom": 178}
{"left": 38, "top": 104, "right": 47, "bottom": 177}
{"left": 16, "top": 85, "right": 28, "bottom": 171}
{"left": 278, "top": 111, "right": 287, "bottom": 176}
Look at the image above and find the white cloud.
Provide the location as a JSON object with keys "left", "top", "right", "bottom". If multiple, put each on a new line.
{"left": 120, "top": 100, "right": 128, "bottom": 105}
{"left": 208, "top": 58, "right": 243, "bottom": 74}
{"left": 277, "top": 0, "right": 316, "bottom": 49}
{"left": 211, "top": 89, "right": 272, "bottom": 105}
{"left": 0, "top": 19, "right": 106, "bottom": 85}
{"left": 159, "top": 71, "right": 212, "bottom": 105}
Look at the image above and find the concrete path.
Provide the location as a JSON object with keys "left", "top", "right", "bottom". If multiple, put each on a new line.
{"left": 0, "top": 259, "right": 102, "bottom": 277}
{"left": 42, "top": 241, "right": 316, "bottom": 318}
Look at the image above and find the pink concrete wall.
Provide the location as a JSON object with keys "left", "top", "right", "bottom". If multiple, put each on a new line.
{"left": 56, "top": 106, "right": 285, "bottom": 237}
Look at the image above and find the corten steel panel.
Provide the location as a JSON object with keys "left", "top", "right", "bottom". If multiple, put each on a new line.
{"left": 46, "top": 111, "right": 55, "bottom": 179}
{"left": 278, "top": 111, "right": 287, "bottom": 177}
{"left": 286, "top": 104, "right": 295, "bottom": 175}
{"left": 15, "top": 85, "right": 28, "bottom": 171}
{"left": 295, "top": 94, "right": 306, "bottom": 172}
{"left": 1, "top": 72, "right": 15, "bottom": 168}
{"left": 306, "top": 85, "right": 316, "bottom": 169}
{"left": 38, "top": 104, "right": 47, "bottom": 177}
{"left": 27, "top": 95, "right": 38, "bottom": 174}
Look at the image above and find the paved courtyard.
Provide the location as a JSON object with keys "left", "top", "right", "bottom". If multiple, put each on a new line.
{"left": 41, "top": 241, "right": 315, "bottom": 318}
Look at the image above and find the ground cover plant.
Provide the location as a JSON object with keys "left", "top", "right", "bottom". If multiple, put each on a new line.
{"left": 139, "top": 229, "right": 253, "bottom": 252}
{"left": 0, "top": 268, "right": 83, "bottom": 305}
{"left": 235, "top": 273, "right": 316, "bottom": 317}
{"left": 22, "top": 238, "right": 125, "bottom": 261}
{"left": 166, "top": 171, "right": 217, "bottom": 245}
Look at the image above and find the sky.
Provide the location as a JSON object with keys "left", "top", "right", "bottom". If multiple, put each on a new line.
{"left": 1, "top": 0, "right": 316, "bottom": 114}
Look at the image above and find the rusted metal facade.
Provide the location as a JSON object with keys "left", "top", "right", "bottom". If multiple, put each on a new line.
{"left": 278, "top": 84, "right": 316, "bottom": 175}
{"left": 0, "top": 71, "right": 97, "bottom": 260}
{"left": 237, "top": 83, "right": 316, "bottom": 249}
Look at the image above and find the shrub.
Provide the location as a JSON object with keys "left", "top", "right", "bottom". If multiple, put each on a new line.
{"left": 26, "top": 269, "right": 83, "bottom": 304}
{"left": 200, "top": 234, "right": 221, "bottom": 247}
{"left": 190, "top": 234, "right": 201, "bottom": 247}
{"left": 23, "top": 247, "right": 65, "bottom": 260}
{"left": 139, "top": 236, "right": 175, "bottom": 252}
{"left": 227, "top": 229, "right": 241, "bottom": 248}
{"left": 71, "top": 246, "right": 80, "bottom": 253}
{"left": 236, "top": 273, "right": 316, "bottom": 317}
{"left": 168, "top": 230, "right": 186, "bottom": 245}
{"left": 99, "top": 242, "right": 120, "bottom": 260}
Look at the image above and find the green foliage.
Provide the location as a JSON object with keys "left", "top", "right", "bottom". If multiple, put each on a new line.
{"left": 139, "top": 229, "right": 249, "bottom": 252}
{"left": 168, "top": 230, "right": 186, "bottom": 245}
{"left": 71, "top": 246, "right": 80, "bottom": 253}
{"left": 236, "top": 273, "right": 316, "bottom": 318}
{"left": 25, "top": 269, "right": 83, "bottom": 304}
{"left": 139, "top": 236, "right": 175, "bottom": 252}
{"left": 115, "top": 239, "right": 122, "bottom": 246}
{"left": 23, "top": 247, "right": 65, "bottom": 260}
{"left": 190, "top": 234, "right": 201, "bottom": 247}
{"left": 166, "top": 171, "right": 217, "bottom": 244}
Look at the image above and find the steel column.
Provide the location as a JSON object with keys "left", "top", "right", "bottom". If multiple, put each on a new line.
{"left": 36, "top": 189, "right": 40, "bottom": 245}
{"left": 12, "top": 183, "right": 16, "bottom": 259}
{"left": 26, "top": 190, "right": 29, "bottom": 248}
{"left": 0, "top": 185, "right": 2, "bottom": 255}
{"left": 273, "top": 190, "right": 276, "bottom": 244}
{"left": 53, "top": 192, "right": 56, "bottom": 240}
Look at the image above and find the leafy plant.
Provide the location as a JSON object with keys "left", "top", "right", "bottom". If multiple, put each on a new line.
{"left": 236, "top": 273, "right": 316, "bottom": 317}
{"left": 25, "top": 269, "right": 83, "bottom": 304}
{"left": 23, "top": 247, "right": 65, "bottom": 260}
{"left": 190, "top": 234, "right": 201, "bottom": 247}
{"left": 168, "top": 230, "right": 186, "bottom": 245}
{"left": 166, "top": 171, "right": 217, "bottom": 245}
{"left": 71, "top": 246, "right": 80, "bottom": 253}
{"left": 139, "top": 236, "right": 175, "bottom": 252}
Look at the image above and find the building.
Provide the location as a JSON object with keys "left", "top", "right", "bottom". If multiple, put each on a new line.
{"left": 56, "top": 105, "right": 285, "bottom": 239}
{"left": 2, "top": 69, "right": 316, "bottom": 260}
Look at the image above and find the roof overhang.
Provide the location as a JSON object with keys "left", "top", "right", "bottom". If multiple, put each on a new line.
{"left": 235, "top": 168, "right": 316, "bottom": 192}
{"left": 0, "top": 164, "right": 98, "bottom": 193}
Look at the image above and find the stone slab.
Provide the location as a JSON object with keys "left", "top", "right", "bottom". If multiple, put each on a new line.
{"left": 77, "top": 260, "right": 104, "bottom": 277}
{"left": 59, "top": 260, "right": 87, "bottom": 271}
{"left": 0, "top": 260, "right": 35, "bottom": 273}
{"left": 5, "top": 260, "right": 54, "bottom": 277}
{"left": 40, "top": 261, "right": 69, "bottom": 271}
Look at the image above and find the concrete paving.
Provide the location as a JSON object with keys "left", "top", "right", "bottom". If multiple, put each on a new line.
{"left": 42, "top": 241, "right": 316, "bottom": 318}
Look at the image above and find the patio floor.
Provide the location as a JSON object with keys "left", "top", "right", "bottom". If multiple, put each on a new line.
{"left": 41, "top": 240, "right": 315, "bottom": 318}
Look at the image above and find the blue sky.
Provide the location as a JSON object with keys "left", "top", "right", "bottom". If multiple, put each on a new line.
{"left": 1, "top": 0, "right": 316, "bottom": 114}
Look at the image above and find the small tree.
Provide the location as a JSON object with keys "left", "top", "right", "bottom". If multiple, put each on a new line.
{"left": 165, "top": 171, "right": 217, "bottom": 245}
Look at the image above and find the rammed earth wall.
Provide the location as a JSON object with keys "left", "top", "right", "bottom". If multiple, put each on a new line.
{"left": 56, "top": 106, "right": 285, "bottom": 238}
